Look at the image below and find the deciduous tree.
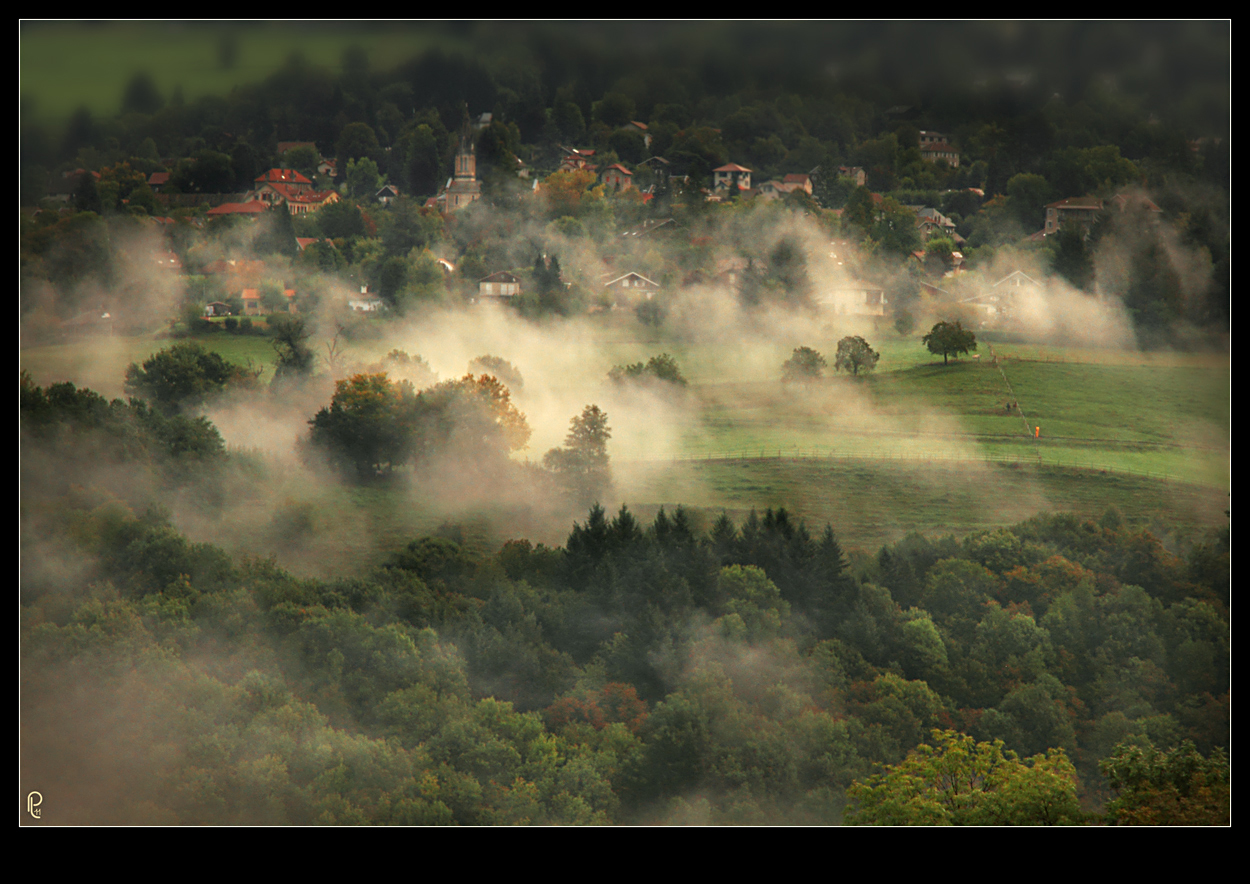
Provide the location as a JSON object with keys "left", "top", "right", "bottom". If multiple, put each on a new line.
{"left": 124, "top": 342, "right": 259, "bottom": 415}
{"left": 609, "top": 354, "right": 687, "bottom": 387}
{"left": 270, "top": 316, "right": 316, "bottom": 384}
{"left": 834, "top": 336, "right": 880, "bottom": 376}
{"left": 922, "top": 320, "right": 977, "bottom": 365}
{"left": 308, "top": 373, "right": 417, "bottom": 476}
{"left": 781, "top": 346, "right": 826, "bottom": 383}
{"left": 846, "top": 729, "right": 1081, "bottom": 825}
{"left": 1100, "top": 739, "right": 1229, "bottom": 825}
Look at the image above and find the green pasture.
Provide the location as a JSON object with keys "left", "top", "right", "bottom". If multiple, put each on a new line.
{"left": 212, "top": 455, "right": 1228, "bottom": 576}
{"left": 620, "top": 458, "right": 1227, "bottom": 552}
{"left": 20, "top": 325, "right": 1229, "bottom": 569}
{"left": 21, "top": 22, "right": 455, "bottom": 122}
{"left": 19, "top": 330, "right": 280, "bottom": 399}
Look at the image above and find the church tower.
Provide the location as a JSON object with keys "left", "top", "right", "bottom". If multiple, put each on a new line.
{"left": 444, "top": 116, "right": 481, "bottom": 212}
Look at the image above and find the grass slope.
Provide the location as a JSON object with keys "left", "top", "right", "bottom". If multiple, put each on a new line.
{"left": 20, "top": 326, "right": 1229, "bottom": 569}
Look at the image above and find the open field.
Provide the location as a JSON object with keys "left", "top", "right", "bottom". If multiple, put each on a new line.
{"left": 21, "top": 323, "right": 1229, "bottom": 570}
{"left": 197, "top": 455, "right": 1227, "bottom": 579}
{"left": 621, "top": 458, "right": 1227, "bottom": 551}
{"left": 21, "top": 22, "right": 455, "bottom": 122}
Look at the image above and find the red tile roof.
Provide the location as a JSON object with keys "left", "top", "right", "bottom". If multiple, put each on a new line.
{"left": 255, "top": 168, "right": 313, "bottom": 186}
{"left": 207, "top": 201, "right": 270, "bottom": 216}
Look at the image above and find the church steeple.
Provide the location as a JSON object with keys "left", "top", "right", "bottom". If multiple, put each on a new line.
{"left": 454, "top": 115, "right": 476, "bottom": 182}
{"left": 441, "top": 111, "right": 482, "bottom": 213}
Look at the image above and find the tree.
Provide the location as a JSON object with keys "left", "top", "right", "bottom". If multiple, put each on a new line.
{"left": 1100, "top": 740, "right": 1229, "bottom": 825}
{"left": 845, "top": 730, "right": 1082, "bottom": 825}
{"left": 608, "top": 354, "right": 687, "bottom": 387}
{"left": 121, "top": 71, "right": 164, "bottom": 115}
{"left": 317, "top": 199, "right": 366, "bottom": 240}
{"left": 1052, "top": 222, "right": 1094, "bottom": 291}
{"left": 309, "top": 373, "right": 530, "bottom": 480}
{"left": 346, "top": 157, "right": 385, "bottom": 199}
{"left": 124, "top": 342, "right": 258, "bottom": 415}
{"left": 894, "top": 309, "right": 916, "bottom": 336}
{"left": 468, "top": 356, "right": 523, "bottom": 391}
{"left": 256, "top": 205, "right": 298, "bottom": 258}
{"left": 309, "top": 373, "right": 416, "bottom": 477}
{"left": 270, "top": 316, "right": 315, "bottom": 384}
{"left": 543, "top": 405, "right": 612, "bottom": 505}
{"left": 781, "top": 346, "right": 826, "bottom": 383}
{"left": 411, "top": 375, "right": 531, "bottom": 464}
{"left": 922, "top": 321, "right": 977, "bottom": 365}
{"left": 834, "top": 336, "right": 880, "bottom": 376}
{"left": 336, "top": 122, "right": 382, "bottom": 170}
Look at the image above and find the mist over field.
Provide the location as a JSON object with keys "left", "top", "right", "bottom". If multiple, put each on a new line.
{"left": 20, "top": 21, "right": 1229, "bottom": 826}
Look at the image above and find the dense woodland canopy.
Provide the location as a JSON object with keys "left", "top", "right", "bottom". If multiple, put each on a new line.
{"left": 20, "top": 371, "right": 1230, "bottom": 824}
{"left": 19, "top": 22, "right": 1229, "bottom": 824}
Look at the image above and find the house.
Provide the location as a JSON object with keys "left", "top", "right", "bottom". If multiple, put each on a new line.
{"left": 960, "top": 270, "right": 1044, "bottom": 323}
{"left": 1043, "top": 196, "right": 1104, "bottom": 236}
{"left": 45, "top": 168, "right": 101, "bottom": 203}
{"left": 919, "top": 140, "right": 960, "bottom": 167}
{"left": 640, "top": 156, "right": 671, "bottom": 182}
{"left": 913, "top": 207, "right": 963, "bottom": 243}
{"left": 204, "top": 301, "right": 232, "bottom": 317}
{"left": 248, "top": 169, "right": 339, "bottom": 215}
{"left": 557, "top": 147, "right": 598, "bottom": 174}
{"left": 240, "top": 288, "right": 262, "bottom": 316}
{"left": 756, "top": 173, "right": 814, "bottom": 201}
{"left": 838, "top": 166, "right": 866, "bottom": 187}
{"left": 756, "top": 180, "right": 787, "bottom": 200}
{"left": 349, "top": 285, "right": 386, "bottom": 312}
{"left": 601, "top": 163, "right": 633, "bottom": 192}
{"left": 1109, "top": 193, "right": 1163, "bottom": 217}
{"left": 713, "top": 163, "right": 752, "bottom": 193}
{"left": 349, "top": 296, "right": 386, "bottom": 312}
{"left": 254, "top": 168, "right": 314, "bottom": 193}
{"left": 626, "top": 121, "right": 652, "bottom": 149}
{"left": 1043, "top": 192, "right": 1163, "bottom": 238}
{"left": 376, "top": 184, "right": 400, "bottom": 205}
{"left": 619, "top": 218, "right": 679, "bottom": 239}
{"left": 296, "top": 237, "right": 331, "bottom": 252}
{"left": 478, "top": 271, "right": 521, "bottom": 303}
{"left": 206, "top": 201, "right": 271, "bottom": 218}
{"left": 782, "top": 173, "right": 813, "bottom": 194}
{"left": 815, "top": 281, "right": 886, "bottom": 316}
{"left": 602, "top": 271, "right": 661, "bottom": 307}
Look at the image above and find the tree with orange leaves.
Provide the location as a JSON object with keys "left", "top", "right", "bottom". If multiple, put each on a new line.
{"left": 309, "top": 372, "right": 529, "bottom": 479}
{"left": 308, "top": 373, "right": 417, "bottom": 477}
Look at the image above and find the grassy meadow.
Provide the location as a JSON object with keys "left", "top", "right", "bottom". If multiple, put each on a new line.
{"left": 20, "top": 320, "right": 1229, "bottom": 571}
{"left": 20, "top": 22, "right": 455, "bottom": 122}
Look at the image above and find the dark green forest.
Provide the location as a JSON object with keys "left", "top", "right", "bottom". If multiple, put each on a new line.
{"left": 20, "top": 373, "right": 1229, "bottom": 824}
